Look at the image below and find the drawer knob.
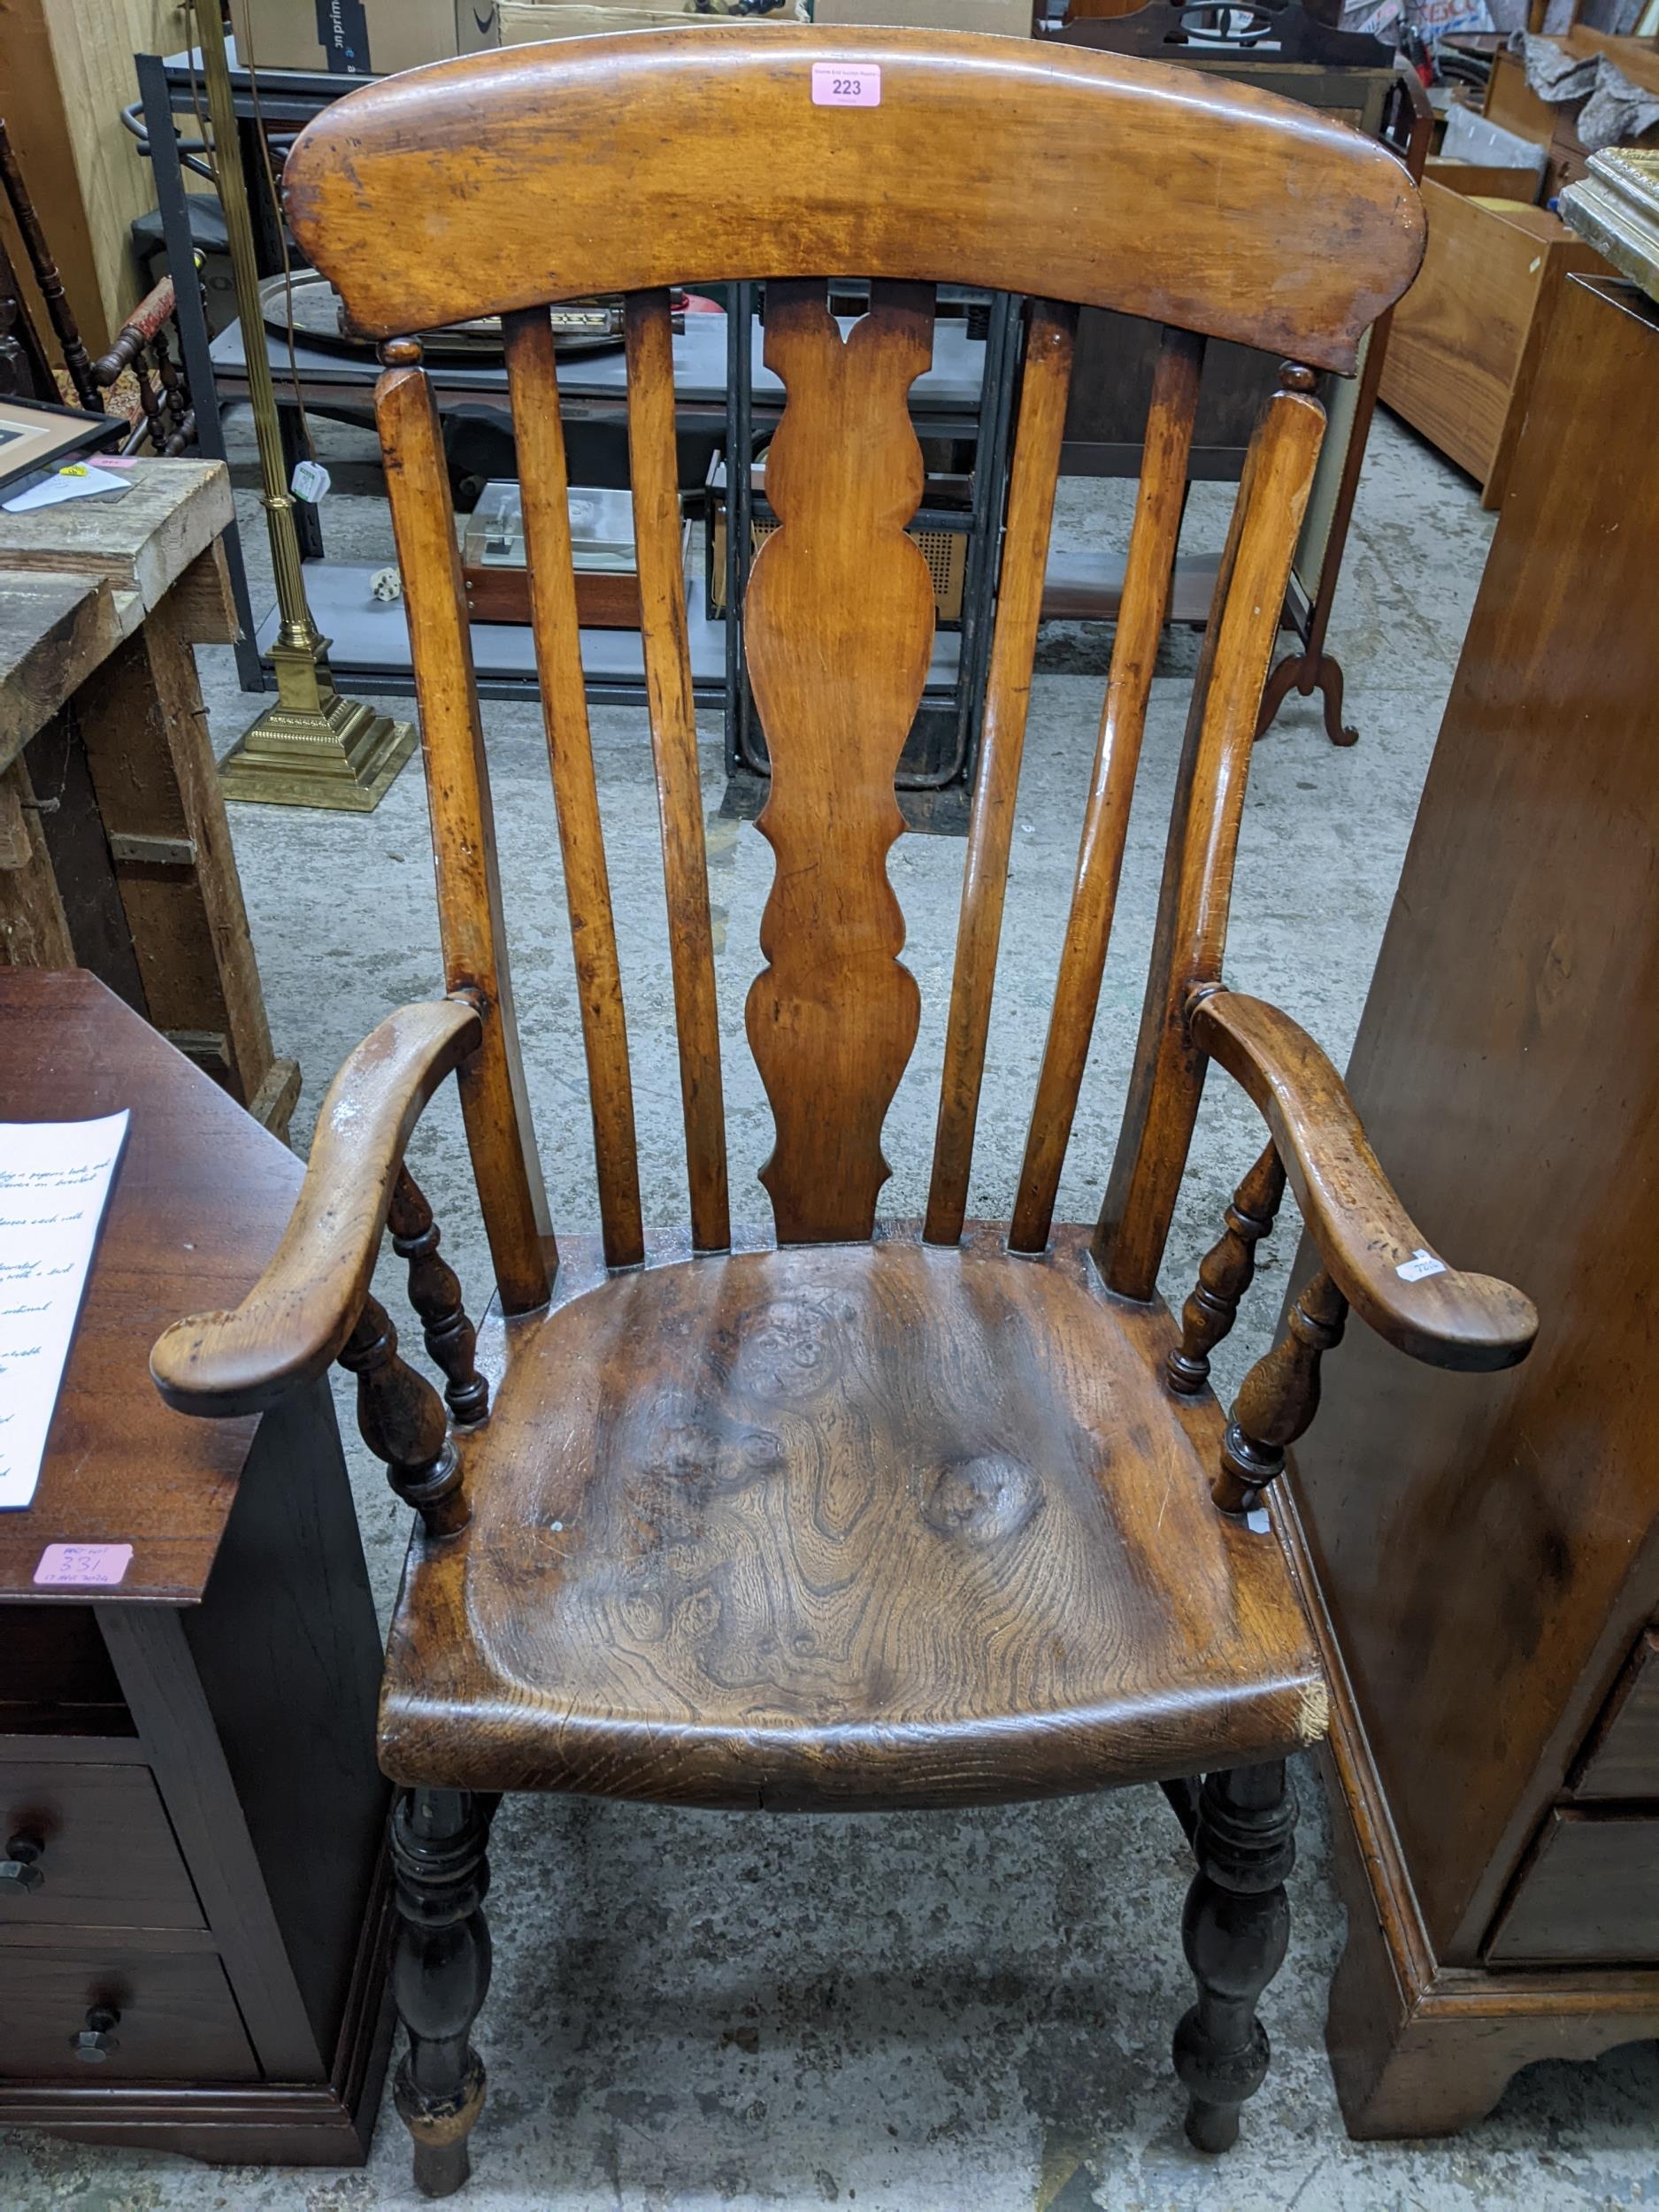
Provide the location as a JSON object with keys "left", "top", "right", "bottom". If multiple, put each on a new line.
{"left": 0, "top": 1834, "right": 44, "bottom": 1894}
{"left": 69, "top": 2006, "right": 121, "bottom": 2062}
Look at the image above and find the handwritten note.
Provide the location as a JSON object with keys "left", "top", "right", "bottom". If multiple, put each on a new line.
{"left": 0, "top": 1112, "right": 128, "bottom": 1510}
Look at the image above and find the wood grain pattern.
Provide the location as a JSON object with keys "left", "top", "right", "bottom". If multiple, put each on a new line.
{"left": 926, "top": 298, "right": 1075, "bottom": 1248}
{"left": 625, "top": 289, "right": 730, "bottom": 1255}
{"left": 1166, "top": 1141, "right": 1285, "bottom": 1395}
{"left": 281, "top": 27, "right": 1425, "bottom": 376}
{"left": 1486, "top": 1811, "right": 1659, "bottom": 1965}
{"left": 377, "top": 359, "right": 551, "bottom": 1313}
{"left": 1011, "top": 327, "right": 1203, "bottom": 1254}
{"left": 152, "top": 996, "right": 480, "bottom": 1419}
{"left": 745, "top": 281, "right": 933, "bottom": 1244}
{"left": 0, "top": 571, "right": 121, "bottom": 772}
{"left": 0, "top": 1763, "right": 204, "bottom": 1931}
{"left": 1216, "top": 1268, "right": 1348, "bottom": 1513}
{"left": 379, "top": 1224, "right": 1325, "bottom": 1806}
{"left": 1571, "top": 1632, "right": 1659, "bottom": 1802}
{"left": 0, "top": 1950, "right": 257, "bottom": 2083}
{"left": 1376, "top": 182, "right": 1601, "bottom": 509}
{"left": 1194, "top": 990, "right": 1537, "bottom": 1370}
{"left": 1274, "top": 1471, "right": 1659, "bottom": 2143}
{"left": 503, "top": 307, "right": 644, "bottom": 1271}
{"left": 1280, "top": 278, "right": 1656, "bottom": 2124}
{"left": 0, "top": 752, "right": 73, "bottom": 967}
{"left": 1094, "top": 375, "right": 1326, "bottom": 1300}
{"left": 0, "top": 970, "right": 294, "bottom": 1605}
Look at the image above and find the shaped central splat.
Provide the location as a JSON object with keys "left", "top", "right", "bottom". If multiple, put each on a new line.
{"left": 744, "top": 279, "right": 936, "bottom": 1244}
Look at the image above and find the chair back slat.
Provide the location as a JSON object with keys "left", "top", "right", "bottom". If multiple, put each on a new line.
{"left": 376, "top": 357, "right": 552, "bottom": 1311}
{"left": 503, "top": 307, "right": 645, "bottom": 1271}
{"left": 745, "top": 279, "right": 934, "bottom": 1243}
{"left": 1094, "top": 371, "right": 1326, "bottom": 1300}
{"left": 924, "top": 296, "right": 1076, "bottom": 1248}
{"left": 289, "top": 36, "right": 1424, "bottom": 1280}
{"left": 625, "top": 288, "right": 732, "bottom": 1255}
{"left": 1009, "top": 326, "right": 1204, "bottom": 1255}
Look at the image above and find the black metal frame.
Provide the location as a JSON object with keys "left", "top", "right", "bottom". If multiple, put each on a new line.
{"left": 720, "top": 283, "right": 1018, "bottom": 794}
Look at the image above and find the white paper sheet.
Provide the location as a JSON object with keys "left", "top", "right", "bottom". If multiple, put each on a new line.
{"left": 0, "top": 1112, "right": 129, "bottom": 1510}
{"left": 2, "top": 464, "right": 134, "bottom": 514}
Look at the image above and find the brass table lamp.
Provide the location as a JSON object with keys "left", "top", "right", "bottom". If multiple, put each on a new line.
{"left": 197, "top": 0, "right": 415, "bottom": 810}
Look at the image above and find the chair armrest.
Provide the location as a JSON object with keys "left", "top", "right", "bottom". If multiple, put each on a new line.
{"left": 1191, "top": 989, "right": 1537, "bottom": 1371}
{"left": 150, "top": 995, "right": 482, "bottom": 1418}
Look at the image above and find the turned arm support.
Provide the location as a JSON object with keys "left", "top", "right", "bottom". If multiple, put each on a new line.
{"left": 1190, "top": 989, "right": 1537, "bottom": 1373}
{"left": 151, "top": 996, "right": 482, "bottom": 1418}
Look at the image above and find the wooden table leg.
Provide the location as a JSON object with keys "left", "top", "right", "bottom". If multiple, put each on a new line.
{"left": 70, "top": 570, "right": 299, "bottom": 1139}
{"left": 0, "top": 753, "right": 73, "bottom": 967}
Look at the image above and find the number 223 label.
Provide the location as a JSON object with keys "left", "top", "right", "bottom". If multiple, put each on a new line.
{"left": 812, "top": 62, "right": 880, "bottom": 106}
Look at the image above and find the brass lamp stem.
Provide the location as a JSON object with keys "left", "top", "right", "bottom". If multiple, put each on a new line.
{"left": 196, "top": 0, "right": 415, "bottom": 808}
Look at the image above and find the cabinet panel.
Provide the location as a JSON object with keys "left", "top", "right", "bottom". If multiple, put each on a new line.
{"left": 0, "top": 1947, "right": 257, "bottom": 2080}
{"left": 1571, "top": 1631, "right": 1659, "bottom": 1801}
{"left": 0, "top": 1763, "right": 204, "bottom": 1931}
{"left": 1487, "top": 1810, "right": 1659, "bottom": 1965}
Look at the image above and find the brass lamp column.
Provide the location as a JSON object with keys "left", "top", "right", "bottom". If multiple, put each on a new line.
{"left": 198, "top": 0, "right": 415, "bottom": 809}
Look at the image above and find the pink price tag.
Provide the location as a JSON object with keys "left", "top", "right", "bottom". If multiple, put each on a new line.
{"left": 811, "top": 61, "right": 880, "bottom": 107}
{"left": 34, "top": 1542, "right": 133, "bottom": 1588}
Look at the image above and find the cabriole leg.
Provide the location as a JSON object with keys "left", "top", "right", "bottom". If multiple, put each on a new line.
{"left": 1172, "top": 1761, "right": 1296, "bottom": 2154}
{"left": 391, "top": 1786, "right": 494, "bottom": 2197}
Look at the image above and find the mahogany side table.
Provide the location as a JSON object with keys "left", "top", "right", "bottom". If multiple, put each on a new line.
{"left": 0, "top": 968, "right": 391, "bottom": 2164}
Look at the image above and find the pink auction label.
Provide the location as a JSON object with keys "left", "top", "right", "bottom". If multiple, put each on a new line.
{"left": 811, "top": 62, "right": 880, "bottom": 107}
{"left": 34, "top": 1542, "right": 133, "bottom": 1587}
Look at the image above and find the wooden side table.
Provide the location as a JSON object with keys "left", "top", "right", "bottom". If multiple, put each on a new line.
{"left": 0, "top": 461, "right": 298, "bottom": 1139}
{"left": 0, "top": 969, "right": 391, "bottom": 2165}
{"left": 1277, "top": 274, "right": 1659, "bottom": 2135}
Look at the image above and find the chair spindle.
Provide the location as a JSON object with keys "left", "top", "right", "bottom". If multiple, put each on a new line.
{"left": 388, "top": 1164, "right": 488, "bottom": 1425}
{"left": 1010, "top": 326, "right": 1204, "bottom": 1252}
{"left": 1214, "top": 1266, "right": 1348, "bottom": 1513}
{"left": 504, "top": 307, "right": 645, "bottom": 1270}
{"left": 1166, "top": 1141, "right": 1286, "bottom": 1395}
{"left": 376, "top": 342, "right": 552, "bottom": 1313}
{"left": 1094, "top": 366, "right": 1325, "bottom": 1302}
{"left": 925, "top": 296, "right": 1076, "bottom": 1247}
{"left": 339, "top": 1293, "right": 469, "bottom": 1539}
{"left": 624, "top": 288, "right": 731, "bottom": 1254}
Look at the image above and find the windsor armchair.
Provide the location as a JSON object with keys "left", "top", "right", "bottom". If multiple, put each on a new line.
{"left": 151, "top": 27, "right": 1536, "bottom": 2196}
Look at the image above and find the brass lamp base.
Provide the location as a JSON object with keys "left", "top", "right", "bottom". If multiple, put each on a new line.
{"left": 219, "top": 640, "right": 417, "bottom": 812}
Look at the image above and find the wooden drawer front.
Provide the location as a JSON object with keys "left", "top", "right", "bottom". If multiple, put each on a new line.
{"left": 1487, "top": 1809, "right": 1659, "bottom": 1964}
{"left": 0, "top": 1763, "right": 204, "bottom": 1931}
{"left": 0, "top": 1947, "right": 257, "bottom": 2080}
{"left": 1571, "top": 1631, "right": 1659, "bottom": 1801}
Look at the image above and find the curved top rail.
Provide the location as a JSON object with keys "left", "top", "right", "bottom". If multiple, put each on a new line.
{"left": 283, "top": 26, "right": 1424, "bottom": 373}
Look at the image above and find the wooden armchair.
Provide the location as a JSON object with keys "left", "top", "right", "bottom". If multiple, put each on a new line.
{"left": 151, "top": 28, "right": 1534, "bottom": 2196}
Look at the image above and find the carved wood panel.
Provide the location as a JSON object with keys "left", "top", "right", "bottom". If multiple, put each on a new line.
{"left": 744, "top": 280, "right": 935, "bottom": 1244}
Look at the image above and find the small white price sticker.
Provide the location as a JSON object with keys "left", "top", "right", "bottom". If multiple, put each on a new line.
{"left": 290, "top": 458, "right": 331, "bottom": 503}
{"left": 812, "top": 61, "right": 880, "bottom": 106}
{"left": 1396, "top": 1248, "right": 1448, "bottom": 1283}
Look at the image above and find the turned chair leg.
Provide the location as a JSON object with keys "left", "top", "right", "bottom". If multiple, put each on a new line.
{"left": 1171, "top": 1761, "right": 1296, "bottom": 2154}
{"left": 391, "top": 1787, "right": 495, "bottom": 2197}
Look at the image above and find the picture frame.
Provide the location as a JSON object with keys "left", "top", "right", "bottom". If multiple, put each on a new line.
{"left": 0, "top": 395, "right": 124, "bottom": 506}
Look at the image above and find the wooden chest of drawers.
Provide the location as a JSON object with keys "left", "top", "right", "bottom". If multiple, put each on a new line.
{"left": 0, "top": 972, "right": 393, "bottom": 2165}
{"left": 1278, "top": 277, "right": 1659, "bottom": 2137}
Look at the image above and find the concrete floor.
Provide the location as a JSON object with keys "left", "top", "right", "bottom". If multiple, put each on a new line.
{"left": 4, "top": 407, "right": 1655, "bottom": 2210}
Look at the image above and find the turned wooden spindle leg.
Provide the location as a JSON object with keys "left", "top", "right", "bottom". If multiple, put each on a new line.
{"left": 1172, "top": 1761, "right": 1296, "bottom": 2154}
{"left": 337, "top": 1294, "right": 469, "bottom": 1538}
{"left": 1213, "top": 1268, "right": 1348, "bottom": 1513}
{"left": 1166, "top": 1144, "right": 1286, "bottom": 1395}
{"left": 388, "top": 1166, "right": 489, "bottom": 1425}
{"left": 391, "top": 1787, "right": 494, "bottom": 2198}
